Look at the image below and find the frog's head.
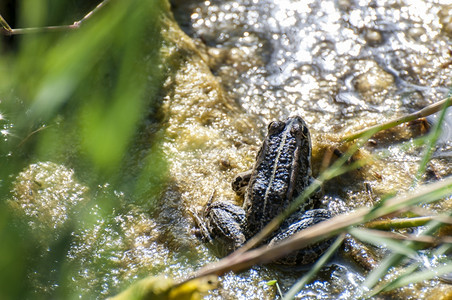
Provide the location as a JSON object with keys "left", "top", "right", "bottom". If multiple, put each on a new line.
{"left": 267, "top": 116, "right": 310, "bottom": 143}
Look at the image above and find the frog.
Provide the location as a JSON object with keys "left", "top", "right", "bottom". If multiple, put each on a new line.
{"left": 193, "top": 116, "right": 334, "bottom": 265}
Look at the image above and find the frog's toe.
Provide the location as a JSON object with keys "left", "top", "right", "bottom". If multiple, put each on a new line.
{"left": 231, "top": 170, "right": 252, "bottom": 196}
{"left": 189, "top": 208, "right": 213, "bottom": 243}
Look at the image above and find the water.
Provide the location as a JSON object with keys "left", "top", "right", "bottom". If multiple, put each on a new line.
{"left": 170, "top": 0, "right": 452, "bottom": 298}
{"left": 6, "top": 0, "right": 452, "bottom": 298}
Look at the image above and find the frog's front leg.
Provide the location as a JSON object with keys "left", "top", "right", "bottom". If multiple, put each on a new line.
{"left": 203, "top": 201, "right": 247, "bottom": 255}
{"left": 268, "top": 209, "right": 333, "bottom": 265}
{"left": 231, "top": 170, "right": 252, "bottom": 197}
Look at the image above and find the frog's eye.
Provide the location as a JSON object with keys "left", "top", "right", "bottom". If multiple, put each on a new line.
{"left": 290, "top": 123, "right": 300, "bottom": 135}
{"left": 290, "top": 123, "right": 309, "bottom": 137}
{"left": 302, "top": 125, "right": 309, "bottom": 136}
{"left": 268, "top": 121, "right": 285, "bottom": 134}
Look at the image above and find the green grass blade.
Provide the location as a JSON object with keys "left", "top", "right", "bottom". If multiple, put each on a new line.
{"left": 348, "top": 228, "right": 418, "bottom": 259}
{"left": 383, "top": 261, "right": 452, "bottom": 291}
{"left": 282, "top": 235, "right": 345, "bottom": 300}
{"left": 363, "top": 96, "right": 452, "bottom": 296}
{"left": 366, "top": 263, "right": 420, "bottom": 297}
{"left": 363, "top": 212, "right": 452, "bottom": 291}
{"left": 413, "top": 97, "right": 451, "bottom": 185}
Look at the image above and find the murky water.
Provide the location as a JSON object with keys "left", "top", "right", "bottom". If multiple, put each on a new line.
{"left": 171, "top": 0, "right": 452, "bottom": 194}
{"left": 7, "top": 0, "right": 452, "bottom": 299}
{"left": 169, "top": 0, "right": 452, "bottom": 298}
{"left": 174, "top": 0, "right": 450, "bottom": 127}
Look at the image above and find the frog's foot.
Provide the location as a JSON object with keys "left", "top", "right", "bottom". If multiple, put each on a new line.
{"left": 189, "top": 207, "right": 213, "bottom": 243}
{"left": 231, "top": 170, "right": 252, "bottom": 197}
{"left": 342, "top": 234, "right": 379, "bottom": 271}
{"left": 203, "top": 201, "right": 247, "bottom": 255}
{"left": 268, "top": 209, "right": 333, "bottom": 265}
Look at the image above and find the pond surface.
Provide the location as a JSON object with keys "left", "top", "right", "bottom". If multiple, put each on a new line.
{"left": 7, "top": 0, "right": 452, "bottom": 299}
{"left": 171, "top": 0, "right": 452, "bottom": 203}
{"left": 168, "top": 0, "right": 452, "bottom": 298}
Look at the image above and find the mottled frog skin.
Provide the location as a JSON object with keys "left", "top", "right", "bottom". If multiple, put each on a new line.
{"left": 196, "top": 116, "right": 332, "bottom": 265}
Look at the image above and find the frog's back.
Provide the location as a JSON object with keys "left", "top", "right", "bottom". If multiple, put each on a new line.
{"left": 243, "top": 116, "right": 312, "bottom": 238}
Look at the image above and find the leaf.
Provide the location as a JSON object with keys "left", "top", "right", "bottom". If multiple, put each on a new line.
{"left": 265, "top": 280, "right": 278, "bottom": 286}
{"left": 109, "top": 275, "right": 218, "bottom": 300}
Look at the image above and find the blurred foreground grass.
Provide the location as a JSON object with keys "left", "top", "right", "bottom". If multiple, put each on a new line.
{"left": 0, "top": 0, "right": 169, "bottom": 298}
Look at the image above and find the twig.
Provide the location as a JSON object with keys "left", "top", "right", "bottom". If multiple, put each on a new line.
{"left": 17, "top": 125, "right": 51, "bottom": 148}
{"left": 0, "top": 0, "right": 109, "bottom": 36}
{"left": 0, "top": 14, "right": 12, "bottom": 33}
{"left": 341, "top": 97, "right": 452, "bottom": 142}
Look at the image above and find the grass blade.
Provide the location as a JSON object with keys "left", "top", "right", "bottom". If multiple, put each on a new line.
{"left": 378, "top": 262, "right": 452, "bottom": 293}
{"left": 363, "top": 213, "right": 452, "bottom": 291}
{"left": 348, "top": 228, "right": 418, "bottom": 259}
{"left": 282, "top": 235, "right": 345, "bottom": 300}
{"left": 413, "top": 97, "right": 451, "bottom": 185}
{"left": 342, "top": 97, "right": 452, "bottom": 142}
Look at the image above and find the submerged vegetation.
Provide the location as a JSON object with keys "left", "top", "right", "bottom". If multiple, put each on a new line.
{"left": 0, "top": 0, "right": 451, "bottom": 299}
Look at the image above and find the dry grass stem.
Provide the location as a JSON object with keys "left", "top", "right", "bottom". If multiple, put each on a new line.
{"left": 353, "top": 228, "right": 452, "bottom": 245}
{"left": 342, "top": 97, "right": 451, "bottom": 142}
{"left": 0, "top": 0, "right": 109, "bottom": 36}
